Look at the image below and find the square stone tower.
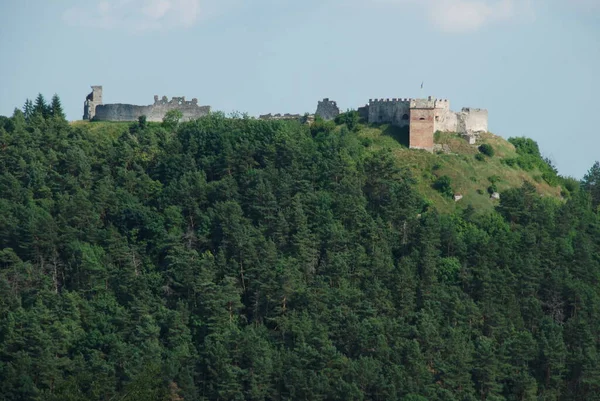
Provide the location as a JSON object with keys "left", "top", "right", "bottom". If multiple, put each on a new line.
{"left": 83, "top": 86, "right": 103, "bottom": 120}
{"left": 409, "top": 97, "right": 436, "bottom": 151}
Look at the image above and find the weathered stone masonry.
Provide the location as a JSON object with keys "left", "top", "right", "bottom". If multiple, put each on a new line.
{"left": 83, "top": 86, "right": 210, "bottom": 122}
{"left": 83, "top": 85, "right": 487, "bottom": 152}
{"left": 360, "top": 96, "right": 488, "bottom": 151}
{"left": 315, "top": 98, "right": 340, "bottom": 121}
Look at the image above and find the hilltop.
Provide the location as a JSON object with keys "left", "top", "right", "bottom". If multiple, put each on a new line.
{"left": 356, "top": 124, "right": 564, "bottom": 213}
{"left": 72, "top": 116, "right": 566, "bottom": 214}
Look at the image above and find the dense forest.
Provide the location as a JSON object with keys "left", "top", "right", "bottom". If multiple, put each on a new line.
{"left": 1, "top": 95, "right": 600, "bottom": 401}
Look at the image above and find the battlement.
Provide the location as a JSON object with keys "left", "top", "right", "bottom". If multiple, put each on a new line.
{"left": 154, "top": 95, "right": 199, "bottom": 106}
{"left": 410, "top": 97, "right": 437, "bottom": 109}
{"left": 369, "top": 98, "right": 412, "bottom": 104}
{"left": 319, "top": 98, "right": 337, "bottom": 106}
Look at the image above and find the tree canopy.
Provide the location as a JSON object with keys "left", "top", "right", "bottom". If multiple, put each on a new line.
{"left": 0, "top": 99, "right": 600, "bottom": 400}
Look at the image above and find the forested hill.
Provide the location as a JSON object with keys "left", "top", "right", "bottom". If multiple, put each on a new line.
{"left": 1, "top": 98, "right": 600, "bottom": 401}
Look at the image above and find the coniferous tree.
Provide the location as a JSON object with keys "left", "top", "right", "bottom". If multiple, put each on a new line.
{"left": 34, "top": 93, "right": 50, "bottom": 118}
{"left": 582, "top": 161, "right": 600, "bottom": 209}
{"left": 50, "top": 94, "right": 65, "bottom": 119}
{"left": 0, "top": 103, "right": 599, "bottom": 400}
{"left": 23, "top": 99, "right": 34, "bottom": 121}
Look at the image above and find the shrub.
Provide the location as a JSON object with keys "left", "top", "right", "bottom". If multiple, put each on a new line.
{"left": 505, "top": 137, "right": 560, "bottom": 186}
{"left": 433, "top": 175, "right": 453, "bottom": 198}
{"left": 478, "top": 143, "right": 495, "bottom": 157}
{"left": 310, "top": 116, "right": 336, "bottom": 137}
{"left": 360, "top": 137, "right": 373, "bottom": 147}
{"left": 509, "top": 137, "right": 540, "bottom": 157}
{"left": 488, "top": 175, "right": 501, "bottom": 184}
{"left": 477, "top": 189, "right": 484, "bottom": 195}
{"left": 475, "top": 153, "right": 485, "bottom": 162}
{"left": 562, "top": 177, "right": 580, "bottom": 193}
{"left": 487, "top": 184, "right": 498, "bottom": 194}
{"left": 162, "top": 109, "right": 183, "bottom": 130}
{"left": 334, "top": 110, "right": 360, "bottom": 132}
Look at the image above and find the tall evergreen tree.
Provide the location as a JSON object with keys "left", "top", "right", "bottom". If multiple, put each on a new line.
{"left": 23, "top": 99, "right": 34, "bottom": 121}
{"left": 33, "top": 93, "right": 50, "bottom": 118}
{"left": 582, "top": 161, "right": 600, "bottom": 209}
{"left": 50, "top": 94, "right": 65, "bottom": 119}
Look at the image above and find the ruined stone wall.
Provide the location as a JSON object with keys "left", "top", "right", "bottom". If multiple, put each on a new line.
{"left": 357, "top": 104, "right": 369, "bottom": 121}
{"left": 93, "top": 95, "right": 210, "bottom": 122}
{"left": 434, "top": 101, "right": 458, "bottom": 132}
{"left": 368, "top": 98, "right": 411, "bottom": 127}
{"left": 259, "top": 113, "right": 313, "bottom": 123}
{"left": 457, "top": 108, "right": 488, "bottom": 133}
{"left": 315, "top": 98, "right": 340, "bottom": 120}
{"left": 83, "top": 86, "right": 103, "bottom": 120}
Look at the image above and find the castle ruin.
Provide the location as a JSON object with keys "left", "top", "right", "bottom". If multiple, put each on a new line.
{"left": 360, "top": 96, "right": 488, "bottom": 151}
{"left": 83, "top": 86, "right": 210, "bottom": 122}
{"left": 315, "top": 98, "right": 340, "bottom": 121}
{"left": 83, "top": 85, "right": 487, "bottom": 151}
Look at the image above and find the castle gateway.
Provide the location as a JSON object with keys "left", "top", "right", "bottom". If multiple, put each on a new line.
{"left": 83, "top": 86, "right": 211, "bottom": 122}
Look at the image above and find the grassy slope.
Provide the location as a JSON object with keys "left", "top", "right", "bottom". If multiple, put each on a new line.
{"left": 71, "top": 120, "right": 130, "bottom": 141}
{"left": 358, "top": 124, "right": 562, "bottom": 214}
{"left": 73, "top": 120, "right": 563, "bottom": 214}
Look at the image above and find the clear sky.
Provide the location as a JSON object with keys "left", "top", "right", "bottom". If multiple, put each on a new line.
{"left": 0, "top": 0, "right": 598, "bottom": 178}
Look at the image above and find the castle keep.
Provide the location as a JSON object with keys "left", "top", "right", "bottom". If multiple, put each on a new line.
{"left": 83, "top": 86, "right": 210, "bottom": 122}
{"left": 358, "top": 96, "right": 488, "bottom": 151}
{"left": 83, "top": 86, "right": 487, "bottom": 151}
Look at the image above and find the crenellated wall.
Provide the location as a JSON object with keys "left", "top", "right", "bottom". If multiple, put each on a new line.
{"left": 368, "top": 98, "right": 411, "bottom": 127}
{"left": 84, "top": 86, "right": 211, "bottom": 122}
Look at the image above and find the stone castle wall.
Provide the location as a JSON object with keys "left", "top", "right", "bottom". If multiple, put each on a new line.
{"left": 368, "top": 98, "right": 411, "bottom": 127}
{"left": 94, "top": 99, "right": 210, "bottom": 122}
{"left": 83, "top": 86, "right": 487, "bottom": 152}
{"left": 457, "top": 108, "right": 488, "bottom": 133}
{"left": 360, "top": 96, "right": 488, "bottom": 151}
{"left": 84, "top": 86, "right": 210, "bottom": 122}
{"left": 258, "top": 113, "right": 314, "bottom": 123}
{"left": 315, "top": 98, "right": 340, "bottom": 120}
{"left": 83, "top": 86, "right": 103, "bottom": 120}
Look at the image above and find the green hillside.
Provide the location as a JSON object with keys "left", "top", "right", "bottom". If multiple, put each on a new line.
{"left": 1, "top": 103, "right": 600, "bottom": 401}
{"left": 357, "top": 125, "right": 563, "bottom": 213}
{"left": 72, "top": 118, "right": 565, "bottom": 215}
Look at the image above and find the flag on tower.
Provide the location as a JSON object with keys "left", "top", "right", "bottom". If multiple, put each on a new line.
{"left": 421, "top": 81, "right": 424, "bottom": 89}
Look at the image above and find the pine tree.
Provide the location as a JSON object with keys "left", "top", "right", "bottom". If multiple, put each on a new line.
{"left": 23, "top": 99, "right": 34, "bottom": 121}
{"left": 582, "top": 161, "right": 600, "bottom": 209}
{"left": 50, "top": 94, "right": 65, "bottom": 120}
{"left": 34, "top": 93, "right": 50, "bottom": 118}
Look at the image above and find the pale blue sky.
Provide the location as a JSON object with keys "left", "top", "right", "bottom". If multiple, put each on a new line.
{"left": 0, "top": 0, "right": 598, "bottom": 178}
